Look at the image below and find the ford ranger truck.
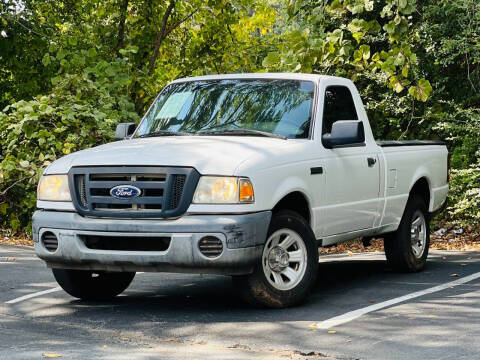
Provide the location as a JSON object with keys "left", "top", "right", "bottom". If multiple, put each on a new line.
{"left": 33, "top": 73, "right": 449, "bottom": 308}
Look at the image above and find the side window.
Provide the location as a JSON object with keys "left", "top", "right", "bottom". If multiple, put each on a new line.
{"left": 322, "top": 86, "right": 358, "bottom": 134}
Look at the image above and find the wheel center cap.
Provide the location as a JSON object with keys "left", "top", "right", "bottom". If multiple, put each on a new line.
{"left": 268, "top": 246, "right": 289, "bottom": 272}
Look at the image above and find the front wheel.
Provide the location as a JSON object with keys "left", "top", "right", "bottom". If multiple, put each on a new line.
{"left": 384, "top": 195, "right": 430, "bottom": 272}
{"left": 233, "top": 210, "right": 319, "bottom": 308}
{"left": 52, "top": 269, "right": 135, "bottom": 300}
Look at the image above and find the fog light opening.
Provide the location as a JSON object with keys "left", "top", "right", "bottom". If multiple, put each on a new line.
{"left": 41, "top": 231, "right": 58, "bottom": 253}
{"left": 198, "top": 236, "right": 223, "bottom": 258}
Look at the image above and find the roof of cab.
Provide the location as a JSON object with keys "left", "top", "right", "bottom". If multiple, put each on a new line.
{"left": 171, "top": 72, "right": 332, "bottom": 83}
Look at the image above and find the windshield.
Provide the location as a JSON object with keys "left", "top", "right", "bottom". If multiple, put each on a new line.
{"left": 135, "top": 79, "right": 315, "bottom": 139}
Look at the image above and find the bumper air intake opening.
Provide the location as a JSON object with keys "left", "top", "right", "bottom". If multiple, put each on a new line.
{"left": 41, "top": 231, "right": 59, "bottom": 252}
{"left": 198, "top": 236, "right": 223, "bottom": 258}
{"left": 80, "top": 235, "right": 171, "bottom": 252}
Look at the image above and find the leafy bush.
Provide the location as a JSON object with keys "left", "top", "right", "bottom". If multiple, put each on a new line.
{"left": 447, "top": 157, "right": 480, "bottom": 226}
{"left": 0, "top": 57, "right": 139, "bottom": 233}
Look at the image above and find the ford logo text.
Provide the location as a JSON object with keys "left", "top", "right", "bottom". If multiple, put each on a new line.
{"left": 110, "top": 185, "right": 141, "bottom": 199}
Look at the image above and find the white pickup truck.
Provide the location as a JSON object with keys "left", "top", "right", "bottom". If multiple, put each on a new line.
{"left": 33, "top": 73, "right": 448, "bottom": 308}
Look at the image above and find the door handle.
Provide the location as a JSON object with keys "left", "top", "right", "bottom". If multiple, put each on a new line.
{"left": 367, "top": 157, "right": 376, "bottom": 167}
{"left": 311, "top": 167, "right": 323, "bottom": 175}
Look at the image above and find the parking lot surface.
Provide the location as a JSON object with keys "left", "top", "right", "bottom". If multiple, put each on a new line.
{"left": 1, "top": 244, "right": 479, "bottom": 360}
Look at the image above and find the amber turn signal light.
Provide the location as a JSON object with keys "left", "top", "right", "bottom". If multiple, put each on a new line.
{"left": 239, "top": 178, "right": 254, "bottom": 203}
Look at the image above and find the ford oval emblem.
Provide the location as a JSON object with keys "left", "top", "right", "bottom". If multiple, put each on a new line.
{"left": 110, "top": 185, "right": 141, "bottom": 199}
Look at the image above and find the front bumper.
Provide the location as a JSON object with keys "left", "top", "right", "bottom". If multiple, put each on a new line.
{"left": 32, "top": 210, "right": 271, "bottom": 275}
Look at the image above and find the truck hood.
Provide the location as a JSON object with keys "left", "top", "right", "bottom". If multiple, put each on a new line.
{"left": 45, "top": 136, "right": 299, "bottom": 175}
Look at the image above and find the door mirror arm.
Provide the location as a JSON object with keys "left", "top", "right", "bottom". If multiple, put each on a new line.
{"left": 115, "top": 123, "right": 136, "bottom": 140}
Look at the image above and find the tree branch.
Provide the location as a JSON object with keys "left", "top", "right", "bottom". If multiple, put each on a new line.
{"left": 0, "top": 175, "right": 35, "bottom": 196}
{"left": 163, "top": 8, "right": 198, "bottom": 39}
{"left": 147, "top": 0, "right": 176, "bottom": 76}
{"left": 398, "top": 97, "right": 415, "bottom": 140}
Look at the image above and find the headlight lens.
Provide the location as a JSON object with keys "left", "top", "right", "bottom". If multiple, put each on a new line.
{"left": 193, "top": 176, "right": 254, "bottom": 204}
{"left": 37, "top": 174, "right": 71, "bottom": 201}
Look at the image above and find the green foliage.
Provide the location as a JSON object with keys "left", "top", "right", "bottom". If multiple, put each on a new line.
{"left": 262, "top": 0, "right": 431, "bottom": 103}
{"left": 0, "top": 56, "right": 139, "bottom": 232}
{"left": 418, "top": 0, "right": 480, "bottom": 226}
{"left": 447, "top": 158, "right": 480, "bottom": 226}
{"left": 0, "top": 0, "right": 479, "bottom": 231}
{"left": 261, "top": 0, "right": 479, "bottom": 226}
{"left": 0, "top": 0, "right": 275, "bottom": 233}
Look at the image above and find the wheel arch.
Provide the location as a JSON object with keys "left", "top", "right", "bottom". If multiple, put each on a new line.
{"left": 408, "top": 176, "right": 431, "bottom": 210}
{"left": 272, "top": 191, "right": 312, "bottom": 226}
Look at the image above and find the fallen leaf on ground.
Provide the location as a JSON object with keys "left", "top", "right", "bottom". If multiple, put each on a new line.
{"left": 369, "top": 300, "right": 376, "bottom": 303}
{"left": 327, "top": 330, "right": 337, "bottom": 334}
{"left": 309, "top": 323, "right": 318, "bottom": 328}
{"left": 427, "top": 314, "right": 438, "bottom": 318}
{"left": 0, "top": 235, "right": 33, "bottom": 247}
{"left": 317, "top": 228, "right": 480, "bottom": 255}
{"left": 450, "top": 273, "right": 459, "bottom": 277}
{"left": 42, "top": 354, "right": 61, "bottom": 358}
{"left": 229, "top": 344, "right": 251, "bottom": 350}
{"left": 163, "top": 338, "right": 182, "bottom": 343}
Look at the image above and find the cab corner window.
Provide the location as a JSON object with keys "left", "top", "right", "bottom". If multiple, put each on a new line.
{"left": 322, "top": 86, "right": 358, "bottom": 134}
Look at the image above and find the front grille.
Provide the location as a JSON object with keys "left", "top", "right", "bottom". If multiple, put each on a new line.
{"left": 41, "top": 231, "right": 58, "bottom": 252}
{"left": 76, "top": 174, "right": 87, "bottom": 207}
{"left": 170, "top": 175, "right": 186, "bottom": 209}
{"left": 69, "top": 166, "right": 200, "bottom": 218}
{"left": 80, "top": 235, "right": 171, "bottom": 252}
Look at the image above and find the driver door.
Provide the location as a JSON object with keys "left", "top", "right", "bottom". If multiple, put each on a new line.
{"left": 320, "top": 85, "right": 380, "bottom": 237}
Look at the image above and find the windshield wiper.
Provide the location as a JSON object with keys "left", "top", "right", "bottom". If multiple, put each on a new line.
{"left": 198, "top": 129, "right": 287, "bottom": 140}
{"left": 138, "top": 130, "right": 192, "bottom": 138}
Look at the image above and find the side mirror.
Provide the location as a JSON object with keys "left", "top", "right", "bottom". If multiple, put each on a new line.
{"left": 115, "top": 123, "right": 136, "bottom": 140}
{"left": 322, "top": 120, "right": 365, "bottom": 149}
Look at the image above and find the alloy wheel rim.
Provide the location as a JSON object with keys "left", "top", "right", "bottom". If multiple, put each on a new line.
{"left": 410, "top": 210, "right": 427, "bottom": 259}
{"left": 262, "top": 229, "right": 307, "bottom": 291}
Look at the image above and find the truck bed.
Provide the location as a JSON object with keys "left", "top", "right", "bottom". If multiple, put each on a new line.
{"left": 377, "top": 140, "right": 445, "bottom": 147}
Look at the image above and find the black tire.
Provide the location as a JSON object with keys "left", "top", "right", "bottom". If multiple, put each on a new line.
{"left": 384, "top": 195, "right": 430, "bottom": 272}
{"left": 233, "top": 210, "right": 319, "bottom": 308}
{"left": 52, "top": 269, "right": 135, "bottom": 300}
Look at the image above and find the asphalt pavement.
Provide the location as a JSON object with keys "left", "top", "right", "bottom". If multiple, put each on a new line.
{"left": 1, "top": 244, "right": 479, "bottom": 360}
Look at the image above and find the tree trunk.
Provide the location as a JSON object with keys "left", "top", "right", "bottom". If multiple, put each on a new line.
{"left": 117, "top": 0, "right": 129, "bottom": 50}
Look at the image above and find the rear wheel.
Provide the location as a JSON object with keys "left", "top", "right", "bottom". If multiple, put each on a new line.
{"left": 52, "top": 269, "right": 135, "bottom": 300}
{"left": 233, "top": 210, "right": 318, "bottom": 308}
{"left": 384, "top": 195, "right": 430, "bottom": 272}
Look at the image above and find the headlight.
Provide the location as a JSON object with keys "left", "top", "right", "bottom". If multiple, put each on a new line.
{"left": 193, "top": 176, "right": 254, "bottom": 204}
{"left": 37, "top": 174, "right": 71, "bottom": 201}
